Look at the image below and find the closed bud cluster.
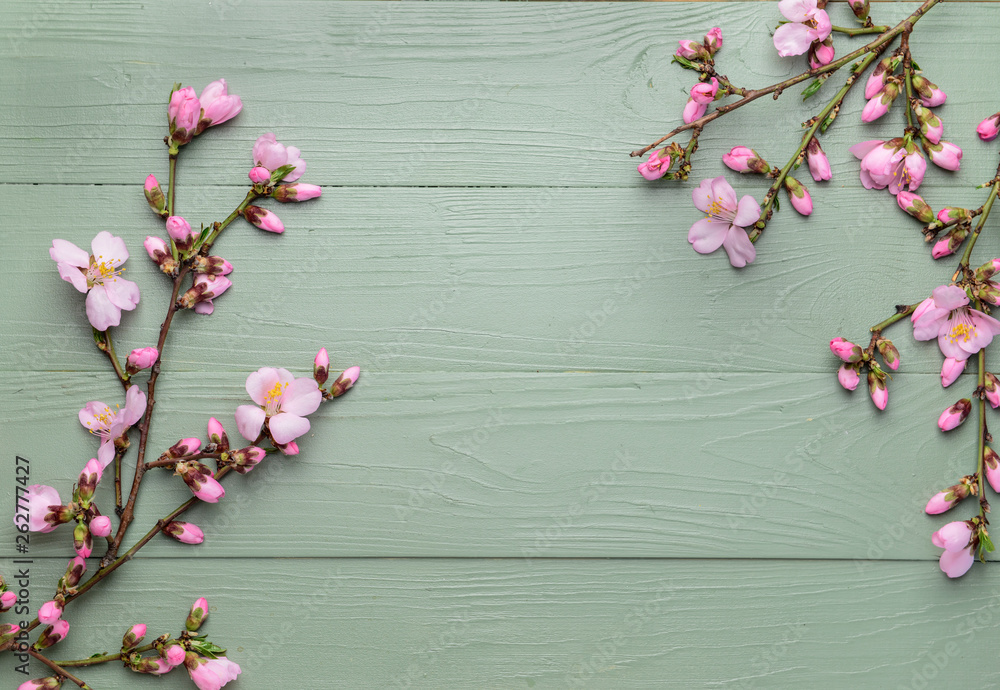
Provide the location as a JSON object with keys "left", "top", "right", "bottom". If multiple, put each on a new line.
{"left": 896, "top": 192, "right": 934, "bottom": 224}
{"left": 675, "top": 27, "right": 723, "bottom": 61}
{"left": 144, "top": 175, "right": 168, "bottom": 218}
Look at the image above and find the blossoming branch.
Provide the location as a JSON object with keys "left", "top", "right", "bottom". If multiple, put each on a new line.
{"left": 2, "top": 79, "right": 357, "bottom": 690}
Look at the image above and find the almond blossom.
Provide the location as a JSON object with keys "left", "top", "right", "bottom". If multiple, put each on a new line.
{"left": 50, "top": 232, "right": 141, "bottom": 331}
{"left": 79, "top": 385, "right": 147, "bottom": 468}
{"left": 849, "top": 139, "right": 925, "bottom": 195}
{"left": 772, "top": 0, "right": 831, "bottom": 57}
{"left": 687, "top": 176, "right": 760, "bottom": 268}
{"left": 235, "top": 367, "right": 322, "bottom": 449}
{"left": 911, "top": 285, "right": 1000, "bottom": 363}
{"left": 185, "top": 654, "right": 242, "bottom": 690}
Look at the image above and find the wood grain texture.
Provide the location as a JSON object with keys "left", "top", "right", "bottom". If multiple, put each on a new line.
{"left": 0, "top": 2, "right": 998, "bottom": 188}
{"left": 3, "top": 557, "right": 999, "bottom": 688}
{"left": 0, "top": 370, "right": 980, "bottom": 560}
{"left": 4, "top": 184, "right": 995, "bottom": 377}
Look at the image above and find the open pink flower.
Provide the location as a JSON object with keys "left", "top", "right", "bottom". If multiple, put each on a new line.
{"left": 185, "top": 654, "right": 241, "bottom": 690}
{"left": 912, "top": 285, "right": 1000, "bottom": 362}
{"left": 252, "top": 133, "right": 306, "bottom": 182}
{"left": 849, "top": 139, "right": 925, "bottom": 195}
{"left": 79, "top": 385, "right": 147, "bottom": 468}
{"left": 687, "top": 176, "right": 759, "bottom": 268}
{"left": 235, "top": 367, "right": 322, "bottom": 447}
{"left": 168, "top": 80, "right": 242, "bottom": 145}
{"left": 50, "top": 232, "right": 141, "bottom": 331}
{"left": 198, "top": 79, "right": 243, "bottom": 129}
{"left": 773, "top": 0, "right": 831, "bottom": 57}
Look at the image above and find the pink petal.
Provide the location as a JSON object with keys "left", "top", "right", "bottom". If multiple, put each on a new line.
{"left": 269, "top": 412, "right": 310, "bottom": 445}
{"left": 85, "top": 286, "right": 122, "bottom": 331}
{"left": 939, "top": 547, "right": 974, "bottom": 578}
{"left": 193, "top": 300, "right": 215, "bottom": 315}
{"left": 778, "top": 0, "right": 816, "bottom": 22}
{"left": 280, "top": 378, "right": 322, "bottom": 417}
{"left": 773, "top": 22, "right": 813, "bottom": 57}
{"left": 90, "top": 231, "right": 128, "bottom": 264}
{"left": 932, "top": 285, "right": 969, "bottom": 311}
{"left": 101, "top": 277, "right": 140, "bottom": 311}
{"left": 50, "top": 239, "right": 89, "bottom": 267}
{"left": 688, "top": 218, "right": 727, "bottom": 254}
{"left": 849, "top": 140, "right": 884, "bottom": 160}
{"left": 79, "top": 402, "right": 106, "bottom": 430}
{"left": 246, "top": 368, "right": 281, "bottom": 406}
{"left": 709, "top": 176, "right": 738, "bottom": 212}
{"left": 691, "top": 178, "right": 717, "bottom": 213}
{"left": 732, "top": 195, "right": 761, "bottom": 228}
{"left": 57, "top": 262, "right": 89, "bottom": 293}
{"left": 98, "top": 440, "right": 115, "bottom": 469}
{"left": 123, "top": 386, "right": 147, "bottom": 426}
{"left": 235, "top": 405, "right": 266, "bottom": 443}
{"left": 811, "top": 9, "right": 832, "bottom": 41}
{"left": 722, "top": 226, "right": 756, "bottom": 268}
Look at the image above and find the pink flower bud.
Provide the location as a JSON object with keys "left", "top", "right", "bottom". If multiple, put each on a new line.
{"left": 925, "top": 491, "right": 958, "bottom": 515}
{"left": 90, "top": 515, "right": 112, "bottom": 538}
{"left": 123, "top": 623, "right": 146, "bottom": 650}
{"left": 167, "top": 437, "right": 202, "bottom": 458}
{"left": 865, "top": 58, "right": 892, "bottom": 100}
{"left": 682, "top": 99, "right": 707, "bottom": 125}
{"left": 913, "top": 103, "right": 943, "bottom": 145}
{"left": 74, "top": 521, "right": 92, "bottom": 559}
{"left": 76, "top": 458, "right": 102, "bottom": 504}
{"left": 17, "top": 678, "right": 61, "bottom": 690}
{"left": 165, "top": 520, "right": 205, "bottom": 544}
{"left": 314, "top": 347, "right": 330, "bottom": 385}
{"left": 675, "top": 39, "right": 705, "bottom": 60}
{"left": 806, "top": 138, "right": 831, "bottom": 182}
{"left": 187, "top": 656, "right": 242, "bottom": 689}
{"left": 703, "top": 27, "right": 723, "bottom": 55}
{"left": 249, "top": 166, "right": 271, "bottom": 184}
{"left": 868, "top": 371, "right": 887, "bottom": 410}
{"left": 60, "top": 557, "right": 86, "bottom": 589}
{"left": 0, "top": 623, "right": 20, "bottom": 643}
{"left": 940, "top": 545, "right": 975, "bottom": 578}
{"left": 186, "top": 597, "right": 209, "bottom": 632}
{"left": 807, "top": 37, "right": 834, "bottom": 69}
{"left": 912, "top": 74, "right": 946, "bottom": 107}
{"left": 144, "top": 235, "right": 171, "bottom": 265}
{"left": 164, "top": 642, "right": 187, "bottom": 666}
{"left": 126, "top": 347, "right": 159, "bottom": 373}
{"left": 985, "top": 447, "right": 1000, "bottom": 493}
{"left": 690, "top": 77, "right": 719, "bottom": 105}
{"left": 637, "top": 149, "right": 672, "bottom": 181}
{"left": 938, "top": 399, "right": 972, "bottom": 431}
{"left": 837, "top": 364, "right": 859, "bottom": 391}
{"left": 986, "top": 372, "right": 1000, "bottom": 409}
{"left": 198, "top": 79, "right": 242, "bottom": 128}
{"left": 175, "top": 461, "right": 225, "bottom": 503}
{"left": 230, "top": 446, "right": 266, "bottom": 474}
{"left": 979, "top": 113, "right": 1000, "bottom": 142}
{"left": 861, "top": 83, "right": 898, "bottom": 123}
{"left": 207, "top": 417, "right": 229, "bottom": 449}
{"left": 1, "top": 591, "right": 16, "bottom": 612}
{"left": 848, "top": 0, "right": 869, "bottom": 21}
{"left": 276, "top": 440, "right": 300, "bottom": 456}
{"left": 166, "top": 215, "right": 197, "bottom": 251}
{"left": 272, "top": 183, "right": 323, "bottom": 202}
{"left": 179, "top": 274, "right": 233, "bottom": 315}
{"left": 784, "top": 177, "right": 812, "bottom": 216}
{"left": 133, "top": 657, "right": 175, "bottom": 675}
{"left": 168, "top": 86, "right": 200, "bottom": 144}
{"left": 925, "top": 141, "right": 962, "bottom": 171}
{"left": 896, "top": 192, "right": 934, "bottom": 224}
{"left": 35, "top": 619, "right": 70, "bottom": 649}
{"left": 940, "top": 357, "right": 967, "bottom": 388}
{"left": 38, "top": 600, "right": 63, "bottom": 625}
{"left": 332, "top": 366, "right": 361, "bottom": 397}
{"left": 931, "top": 236, "right": 955, "bottom": 260}
{"left": 242, "top": 205, "right": 284, "bottom": 233}
{"left": 829, "top": 337, "right": 862, "bottom": 363}
{"left": 723, "top": 146, "right": 768, "bottom": 174}
{"left": 937, "top": 207, "right": 970, "bottom": 224}
{"left": 143, "top": 174, "right": 167, "bottom": 218}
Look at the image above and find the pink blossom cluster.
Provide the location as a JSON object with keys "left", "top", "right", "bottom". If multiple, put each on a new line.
{"left": 168, "top": 80, "right": 242, "bottom": 146}
{"left": 829, "top": 335, "right": 897, "bottom": 410}
{"left": 772, "top": 0, "right": 832, "bottom": 62}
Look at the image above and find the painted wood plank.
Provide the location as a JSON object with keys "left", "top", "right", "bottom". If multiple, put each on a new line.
{"left": 2, "top": 557, "right": 997, "bottom": 688}
{"left": 0, "top": 2, "right": 997, "bottom": 187}
{"left": 3, "top": 184, "right": 990, "bottom": 377}
{"left": 0, "top": 370, "right": 980, "bottom": 560}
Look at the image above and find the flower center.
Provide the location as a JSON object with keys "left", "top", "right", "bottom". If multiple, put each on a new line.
{"left": 948, "top": 309, "right": 977, "bottom": 344}
{"left": 85, "top": 406, "right": 117, "bottom": 434}
{"left": 263, "top": 381, "right": 288, "bottom": 416}
{"left": 87, "top": 255, "right": 123, "bottom": 287}
{"left": 705, "top": 194, "right": 732, "bottom": 222}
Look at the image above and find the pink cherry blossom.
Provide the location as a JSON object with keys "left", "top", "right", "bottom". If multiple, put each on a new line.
{"left": 18, "top": 485, "right": 68, "bottom": 533}
{"left": 773, "top": 0, "right": 832, "bottom": 57}
{"left": 235, "top": 367, "right": 322, "bottom": 446}
{"left": 939, "top": 546, "right": 974, "bottom": 578}
{"left": 79, "top": 385, "right": 147, "bottom": 468}
{"left": 687, "top": 176, "right": 759, "bottom": 268}
{"left": 252, "top": 133, "right": 306, "bottom": 182}
{"left": 911, "top": 285, "right": 1000, "bottom": 362}
{"left": 979, "top": 113, "right": 1000, "bottom": 142}
{"left": 198, "top": 79, "right": 242, "bottom": 128}
{"left": 186, "top": 655, "right": 242, "bottom": 690}
{"left": 49, "top": 232, "right": 141, "bottom": 331}
{"left": 941, "top": 357, "right": 966, "bottom": 387}
{"left": 637, "top": 149, "right": 672, "bottom": 181}
{"left": 849, "top": 139, "right": 925, "bottom": 195}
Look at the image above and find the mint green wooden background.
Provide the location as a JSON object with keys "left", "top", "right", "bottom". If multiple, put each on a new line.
{"left": 3, "top": 1, "right": 1000, "bottom": 687}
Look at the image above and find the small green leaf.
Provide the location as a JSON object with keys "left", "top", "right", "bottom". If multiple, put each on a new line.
{"left": 911, "top": 59, "right": 921, "bottom": 71}
{"left": 801, "top": 79, "right": 824, "bottom": 100}
{"left": 671, "top": 55, "right": 698, "bottom": 70}
{"left": 981, "top": 532, "right": 995, "bottom": 553}
{"left": 820, "top": 116, "right": 835, "bottom": 133}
